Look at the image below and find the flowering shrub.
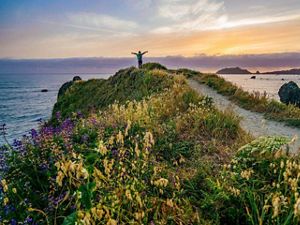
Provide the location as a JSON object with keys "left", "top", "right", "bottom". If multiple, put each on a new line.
{"left": 219, "top": 136, "right": 300, "bottom": 224}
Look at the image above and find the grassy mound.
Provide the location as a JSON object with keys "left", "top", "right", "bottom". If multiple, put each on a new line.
{"left": 53, "top": 66, "right": 172, "bottom": 120}
{"left": 1, "top": 64, "right": 298, "bottom": 224}
{"left": 141, "top": 62, "right": 167, "bottom": 71}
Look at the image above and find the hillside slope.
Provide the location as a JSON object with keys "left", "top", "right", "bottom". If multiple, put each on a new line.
{"left": 1, "top": 63, "right": 298, "bottom": 225}
{"left": 53, "top": 65, "right": 172, "bottom": 119}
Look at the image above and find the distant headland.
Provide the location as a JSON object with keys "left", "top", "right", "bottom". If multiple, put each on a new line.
{"left": 216, "top": 67, "right": 300, "bottom": 75}
{"left": 216, "top": 67, "right": 251, "bottom": 74}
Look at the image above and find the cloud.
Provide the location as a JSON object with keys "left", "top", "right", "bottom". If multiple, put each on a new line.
{"left": 216, "top": 13, "right": 300, "bottom": 29}
{"left": 67, "top": 12, "right": 138, "bottom": 32}
{"left": 150, "top": 0, "right": 300, "bottom": 33}
{"left": 153, "top": 0, "right": 226, "bottom": 33}
{"left": 125, "top": 0, "right": 153, "bottom": 9}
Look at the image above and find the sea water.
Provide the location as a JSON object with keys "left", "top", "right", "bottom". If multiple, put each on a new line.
{"left": 0, "top": 73, "right": 110, "bottom": 145}
{"left": 219, "top": 74, "right": 300, "bottom": 100}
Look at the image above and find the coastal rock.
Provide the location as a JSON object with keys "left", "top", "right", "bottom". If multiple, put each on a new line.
{"left": 278, "top": 81, "right": 300, "bottom": 107}
{"left": 250, "top": 76, "right": 256, "bottom": 79}
{"left": 58, "top": 76, "right": 82, "bottom": 98}
{"left": 73, "top": 76, "right": 82, "bottom": 81}
{"left": 41, "top": 89, "right": 48, "bottom": 92}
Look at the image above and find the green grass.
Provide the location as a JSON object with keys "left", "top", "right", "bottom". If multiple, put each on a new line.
{"left": 181, "top": 71, "right": 300, "bottom": 128}
{"left": 52, "top": 65, "right": 173, "bottom": 120}
{"left": 3, "top": 63, "right": 299, "bottom": 224}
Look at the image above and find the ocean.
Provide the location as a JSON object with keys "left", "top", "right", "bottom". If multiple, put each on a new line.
{"left": 1, "top": 73, "right": 300, "bottom": 146}
{"left": 0, "top": 73, "right": 110, "bottom": 146}
{"left": 219, "top": 74, "right": 300, "bottom": 100}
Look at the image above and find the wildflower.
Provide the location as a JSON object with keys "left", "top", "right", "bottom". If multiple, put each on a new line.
{"left": 135, "top": 192, "right": 143, "bottom": 207}
{"left": 134, "top": 211, "right": 145, "bottom": 220}
{"left": 280, "top": 161, "right": 285, "bottom": 169}
{"left": 103, "top": 159, "right": 114, "bottom": 176}
{"left": 82, "top": 212, "right": 92, "bottom": 225}
{"left": 107, "top": 219, "right": 117, "bottom": 225}
{"left": 272, "top": 194, "right": 280, "bottom": 218}
{"left": 166, "top": 199, "right": 174, "bottom": 208}
{"left": 97, "top": 141, "right": 108, "bottom": 155}
{"left": 12, "top": 188, "right": 17, "bottom": 194}
{"left": 10, "top": 219, "right": 17, "bottom": 225}
{"left": 135, "top": 143, "right": 140, "bottom": 157}
{"left": 56, "top": 171, "right": 64, "bottom": 186}
{"left": 3, "top": 197, "right": 9, "bottom": 206}
{"left": 153, "top": 178, "right": 169, "bottom": 188}
{"left": 125, "top": 190, "right": 133, "bottom": 201}
{"left": 1, "top": 179, "right": 8, "bottom": 192}
{"left": 228, "top": 186, "right": 240, "bottom": 196}
{"left": 91, "top": 207, "right": 105, "bottom": 220}
{"left": 93, "top": 168, "right": 106, "bottom": 182}
{"left": 240, "top": 169, "right": 254, "bottom": 180}
{"left": 56, "top": 111, "right": 61, "bottom": 120}
{"left": 144, "top": 131, "right": 154, "bottom": 148}
{"left": 124, "top": 120, "right": 131, "bottom": 137}
{"left": 116, "top": 131, "right": 124, "bottom": 145}
{"left": 294, "top": 198, "right": 300, "bottom": 216}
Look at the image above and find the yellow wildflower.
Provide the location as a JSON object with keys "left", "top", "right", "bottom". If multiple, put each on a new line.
{"left": 56, "top": 171, "right": 64, "bottom": 186}
{"left": 3, "top": 197, "right": 9, "bottom": 206}
{"left": 98, "top": 141, "right": 108, "bottom": 155}
{"left": 294, "top": 198, "right": 300, "bottom": 217}
{"left": 166, "top": 199, "right": 174, "bottom": 208}
{"left": 272, "top": 194, "right": 280, "bottom": 218}
{"left": 125, "top": 190, "right": 133, "bottom": 201}
{"left": 107, "top": 219, "right": 117, "bottom": 225}
{"left": 153, "top": 178, "right": 169, "bottom": 188}
{"left": 134, "top": 211, "right": 145, "bottom": 220}
{"left": 240, "top": 169, "right": 254, "bottom": 180}
{"left": 1, "top": 179, "right": 8, "bottom": 192}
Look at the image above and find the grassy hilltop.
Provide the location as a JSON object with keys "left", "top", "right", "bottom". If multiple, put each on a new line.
{"left": 1, "top": 63, "right": 300, "bottom": 224}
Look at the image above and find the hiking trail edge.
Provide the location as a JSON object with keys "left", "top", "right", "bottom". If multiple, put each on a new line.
{"left": 188, "top": 79, "right": 300, "bottom": 153}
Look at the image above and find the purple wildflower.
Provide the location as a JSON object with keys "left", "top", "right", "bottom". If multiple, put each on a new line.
{"left": 30, "top": 129, "right": 38, "bottom": 139}
{"left": 77, "top": 111, "right": 83, "bottom": 118}
{"left": 10, "top": 218, "right": 17, "bottom": 225}
{"left": 81, "top": 134, "right": 89, "bottom": 143}
{"left": 56, "top": 111, "right": 61, "bottom": 120}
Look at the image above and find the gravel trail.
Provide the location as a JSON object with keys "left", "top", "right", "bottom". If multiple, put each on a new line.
{"left": 188, "top": 79, "right": 300, "bottom": 153}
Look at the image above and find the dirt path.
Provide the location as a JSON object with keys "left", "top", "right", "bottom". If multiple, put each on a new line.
{"left": 188, "top": 79, "right": 300, "bottom": 153}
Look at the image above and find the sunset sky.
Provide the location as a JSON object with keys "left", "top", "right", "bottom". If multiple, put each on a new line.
{"left": 1, "top": 0, "right": 300, "bottom": 59}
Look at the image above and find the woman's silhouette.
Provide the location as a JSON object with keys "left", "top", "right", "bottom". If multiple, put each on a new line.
{"left": 132, "top": 51, "right": 148, "bottom": 68}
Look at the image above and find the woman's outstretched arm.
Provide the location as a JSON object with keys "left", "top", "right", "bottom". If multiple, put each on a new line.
{"left": 131, "top": 52, "right": 137, "bottom": 55}
{"left": 142, "top": 51, "right": 148, "bottom": 55}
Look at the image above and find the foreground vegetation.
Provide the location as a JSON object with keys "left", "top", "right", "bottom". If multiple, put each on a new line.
{"left": 189, "top": 72, "right": 300, "bottom": 127}
{"left": 0, "top": 64, "right": 298, "bottom": 224}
